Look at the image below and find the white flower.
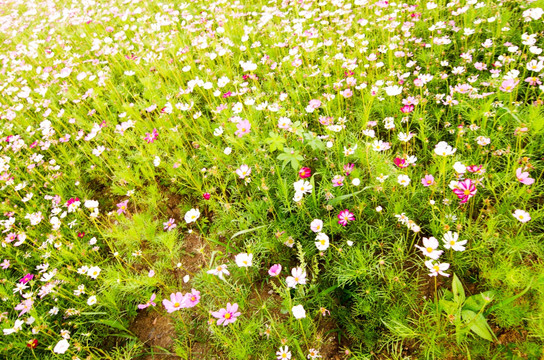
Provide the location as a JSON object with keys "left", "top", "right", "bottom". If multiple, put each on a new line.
{"left": 224, "top": 147, "right": 232, "bottom": 155}
{"left": 240, "top": 60, "right": 257, "bottom": 72}
{"left": 53, "top": 339, "right": 70, "bottom": 354}
{"left": 310, "top": 219, "right": 323, "bottom": 232}
{"left": 315, "top": 233, "right": 330, "bottom": 251}
{"left": 286, "top": 267, "right": 307, "bottom": 288}
{"left": 415, "top": 237, "right": 443, "bottom": 260}
{"left": 397, "top": 175, "right": 411, "bottom": 187}
{"left": 184, "top": 208, "right": 200, "bottom": 224}
{"left": 292, "top": 305, "right": 306, "bottom": 319}
{"left": 213, "top": 126, "right": 224, "bottom": 136}
{"left": 442, "top": 231, "right": 467, "bottom": 251}
{"left": 425, "top": 260, "right": 450, "bottom": 277}
{"left": 384, "top": 85, "right": 403, "bottom": 96}
{"left": 293, "top": 180, "right": 312, "bottom": 194}
{"left": 276, "top": 346, "right": 292, "bottom": 360}
{"left": 512, "top": 209, "right": 531, "bottom": 223}
{"left": 293, "top": 192, "right": 303, "bottom": 202}
{"left": 453, "top": 161, "right": 466, "bottom": 174}
{"left": 235, "top": 253, "right": 253, "bottom": 267}
{"left": 352, "top": 178, "right": 361, "bottom": 186}
{"left": 434, "top": 141, "right": 457, "bottom": 156}
{"left": 87, "top": 295, "right": 97, "bottom": 306}
{"left": 153, "top": 156, "right": 161, "bottom": 167}
{"left": 87, "top": 266, "right": 101, "bottom": 279}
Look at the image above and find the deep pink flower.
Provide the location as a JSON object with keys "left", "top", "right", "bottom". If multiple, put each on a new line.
{"left": 137, "top": 293, "right": 157, "bottom": 310}
{"left": 116, "top": 200, "right": 129, "bottom": 215}
{"left": 268, "top": 264, "right": 282, "bottom": 277}
{"left": 185, "top": 289, "right": 200, "bottom": 308}
{"left": 20, "top": 273, "right": 34, "bottom": 284}
{"left": 162, "top": 292, "right": 186, "bottom": 313}
{"left": 452, "top": 179, "right": 477, "bottom": 204}
{"left": 203, "top": 193, "right": 211, "bottom": 200}
{"left": 421, "top": 174, "right": 435, "bottom": 187}
{"left": 235, "top": 120, "right": 251, "bottom": 137}
{"left": 467, "top": 165, "right": 483, "bottom": 173}
{"left": 516, "top": 168, "right": 534, "bottom": 185}
{"left": 212, "top": 303, "right": 241, "bottom": 326}
{"left": 144, "top": 128, "right": 158, "bottom": 143}
{"left": 400, "top": 104, "right": 414, "bottom": 113}
{"left": 394, "top": 157, "right": 408, "bottom": 168}
{"left": 337, "top": 209, "right": 355, "bottom": 226}
{"left": 343, "top": 163, "right": 355, "bottom": 176}
{"left": 299, "top": 167, "right": 311, "bottom": 179}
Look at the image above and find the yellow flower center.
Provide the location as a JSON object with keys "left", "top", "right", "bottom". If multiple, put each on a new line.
{"left": 426, "top": 247, "right": 433, "bottom": 253}
{"left": 450, "top": 241, "right": 455, "bottom": 245}
{"left": 463, "top": 189, "right": 470, "bottom": 195}
{"left": 174, "top": 302, "right": 180, "bottom": 307}
{"left": 224, "top": 313, "right": 231, "bottom": 319}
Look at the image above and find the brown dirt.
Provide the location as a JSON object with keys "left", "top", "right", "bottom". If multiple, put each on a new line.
{"left": 129, "top": 310, "right": 180, "bottom": 360}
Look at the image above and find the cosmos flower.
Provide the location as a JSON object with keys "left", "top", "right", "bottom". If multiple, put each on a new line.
{"left": 337, "top": 209, "right": 355, "bottom": 226}
{"left": 212, "top": 303, "right": 241, "bottom": 326}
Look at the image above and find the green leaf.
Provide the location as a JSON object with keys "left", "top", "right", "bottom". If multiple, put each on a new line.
{"left": 303, "top": 132, "right": 325, "bottom": 151}
{"left": 461, "top": 310, "right": 494, "bottom": 341}
{"left": 265, "top": 131, "right": 286, "bottom": 152}
{"left": 230, "top": 224, "right": 267, "bottom": 240}
{"left": 277, "top": 148, "right": 304, "bottom": 170}
{"left": 452, "top": 274, "right": 465, "bottom": 305}
{"left": 439, "top": 299, "right": 458, "bottom": 315}
{"left": 327, "top": 186, "right": 372, "bottom": 206}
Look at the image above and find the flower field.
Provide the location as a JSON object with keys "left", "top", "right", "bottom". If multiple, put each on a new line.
{"left": 1, "top": 0, "right": 544, "bottom": 358}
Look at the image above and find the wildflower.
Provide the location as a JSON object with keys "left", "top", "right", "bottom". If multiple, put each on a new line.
{"left": 499, "top": 78, "right": 519, "bottom": 92}
{"left": 235, "top": 253, "right": 253, "bottom": 267}
{"left": 116, "top": 200, "right": 129, "bottom": 215}
{"left": 319, "top": 307, "right": 330, "bottom": 316}
{"left": 236, "top": 164, "right": 251, "bottom": 179}
{"left": 162, "top": 292, "right": 186, "bottom": 313}
{"left": 337, "top": 209, "right": 355, "bottom": 226}
{"left": 453, "top": 161, "right": 467, "bottom": 174}
{"left": 372, "top": 140, "right": 391, "bottom": 152}
{"left": 286, "top": 267, "right": 307, "bottom": 288}
{"left": 184, "top": 208, "right": 200, "bottom": 223}
{"left": 185, "top": 289, "right": 200, "bottom": 307}
{"left": 292, "top": 304, "right": 306, "bottom": 319}
{"left": 434, "top": 141, "right": 457, "bottom": 156}
{"left": 299, "top": 167, "right": 311, "bottom": 179}
{"left": 163, "top": 218, "right": 177, "bottom": 231}
{"left": 15, "top": 299, "right": 33, "bottom": 317}
{"left": 144, "top": 128, "right": 158, "bottom": 143}
{"left": 87, "top": 295, "right": 97, "bottom": 306}
{"left": 384, "top": 85, "right": 403, "bottom": 96}
{"left": 87, "top": 266, "right": 101, "bottom": 279}
{"left": 19, "top": 273, "right": 33, "bottom": 284}
{"left": 293, "top": 180, "right": 312, "bottom": 194}
{"left": 516, "top": 168, "right": 535, "bottom": 185}
{"left": 276, "top": 346, "right": 292, "bottom": 360}
{"left": 307, "top": 349, "right": 322, "bottom": 359}
{"left": 442, "top": 231, "right": 467, "bottom": 251}
{"left": 376, "top": 174, "right": 389, "bottom": 183}
{"left": 26, "top": 339, "right": 38, "bottom": 349}
{"left": 3, "top": 319, "right": 24, "bottom": 335}
{"left": 397, "top": 175, "right": 411, "bottom": 187}
{"left": 352, "top": 178, "right": 361, "bottom": 186}
{"left": 421, "top": 174, "right": 435, "bottom": 187}
{"left": 452, "top": 179, "right": 477, "bottom": 203}
{"left": 344, "top": 163, "right": 355, "bottom": 175}
{"left": 332, "top": 175, "right": 345, "bottom": 187}
{"left": 207, "top": 264, "right": 230, "bottom": 280}
{"left": 310, "top": 219, "right": 323, "bottom": 232}
{"left": 315, "top": 233, "right": 330, "bottom": 251}
{"left": 269, "top": 264, "right": 282, "bottom": 277}
{"left": 203, "top": 192, "right": 211, "bottom": 200}
{"left": 137, "top": 293, "right": 157, "bottom": 310}
{"left": 284, "top": 237, "right": 295, "bottom": 248}
{"left": 512, "top": 209, "right": 531, "bottom": 223}
{"left": 212, "top": 303, "right": 241, "bottom": 326}
{"left": 235, "top": 119, "right": 251, "bottom": 137}
{"left": 425, "top": 260, "right": 450, "bottom": 277}
{"left": 53, "top": 339, "right": 70, "bottom": 354}
{"left": 343, "top": 144, "right": 357, "bottom": 156}
{"left": 394, "top": 157, "right": 408, "bottom": 168}
{"left": 415, "top": 237, "right": 443, "bottom": 260}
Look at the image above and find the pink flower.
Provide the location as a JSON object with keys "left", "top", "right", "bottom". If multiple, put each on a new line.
{"left": 400, "top": 104, "right": 414, "bottom": 113}
{"left": 452, "top": 179, "right": 477, "bottom": 204}
{"left": 343, "top": 163, "right": 355, "bottom": 176}
{"left": 162, "top": 292, "right": 186, "bottom": 313}
{"left": 235, "top": 120, "right": 251, "bottom": 137}
{"left": 116, "top": 200, "right": 129, "bottom": 215}
{"left": 298, "top": 167, "right": 311, "bottom": 179}
{"left": 421, "top": 174, "right": 435, "bottom": 187}
{"left": 516, "top": 168, "right": 534, "bottom": 185}
{"left": 137, "top": 293, "right": 157, "bottom": 310}
{"left": 337, "top": 209, "right": 355, "bottom": 226}
{"left": 185, "top": 289, "right": 200, "bottom": 308}
{"left": 144, "top": 128, "right": 158, "bottom": 143}
{"left": 268, "top": 264, "right": 282, "bottom": 277}
{"left": 332, "top": 175, "right": 345, "bottom": 187}
{"left": 203, "top": 193, "right": 211, "bottom": 200}
{"left": 212, "top": 303, "right": 241, "bottom": 326}
{"left": 308, "top": 99, "right": 322, "bottom": 109}
{"left": 163, "top": 218, "right": 177, "bottom": 231}
{"left": 236, "top": 164, "right": 251, "bottom": 179}
{"left": 499, "top": 79, "right": 519, "bottom": 92}
{"left": 0, "top": 259, "right": 9, "bottom": 269}
{"left": 15, "top": 299, "right": 33, "bottom": 317}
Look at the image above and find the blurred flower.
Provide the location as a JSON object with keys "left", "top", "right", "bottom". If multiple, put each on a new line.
{"left": 268, "top": 264, "right": 282, "bottom": 277}
{"left": 292, "top": 305, "right": 306, "bottom": 319}
{"left": 512, "top": 209, "right": 531, "bottom": 223}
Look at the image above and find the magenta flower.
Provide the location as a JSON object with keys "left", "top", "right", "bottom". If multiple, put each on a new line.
{"left": 212, "top": 303, "right": 241, "bottom": 326}
{"left": 337, "top": 209, "right": 355, "bottom": 226}
{"left": 19, "top": 273, "right": 34, "bottom": 284}
{"left": 452, "top": 179, "right": 477, "bottom": 204}
{"left": 203, "top": 192, "right": 211, "bottom": 200}
{"left": 162, "top": 292, "right": 186, "bottom": 313}
{"left": 137, "top": 293, "right": 157, "bottom": 310}
{"left": 298, "top": 167, "right": 311, "bottom": 179}
{"left": 467, "top": 165, "right": 483, "bottom": 173}
{"left": 185, "top": 289, "right": 200, "bottom": 308}
{"left": 394, "top": 157, "right": 408, "bottom": 168}
{"left": 400, "top": 104, "right": 414, "bottom": 113}
{"left": 516, "top": 168, "right": 535, "bottom": 185}
{"left": 268, "top": 264, "right": 282, "bottom": 277}
{"left": 421, "top": 174, "right": 435, "bottom": 187}
{"left": 235, "top": 120, "right": 251, "bottom": 138}
{"left": 116, "top": 200, "right": 129, "bottom": 215}
{"left": 343, "top": 163, "right": 355, "bottom": 176}
{"left": 144, "top": 128, "right": 158, "bottom": 143}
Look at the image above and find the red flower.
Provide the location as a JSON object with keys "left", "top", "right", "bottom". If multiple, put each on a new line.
{"left": 27, "top": 339, "right": 38, "bottom": 349}
{"left": 78, "top": 232, "right": 85, "bottom": 238}
{"left": 203, "top": 193, "right": 211, "bottom": 200}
